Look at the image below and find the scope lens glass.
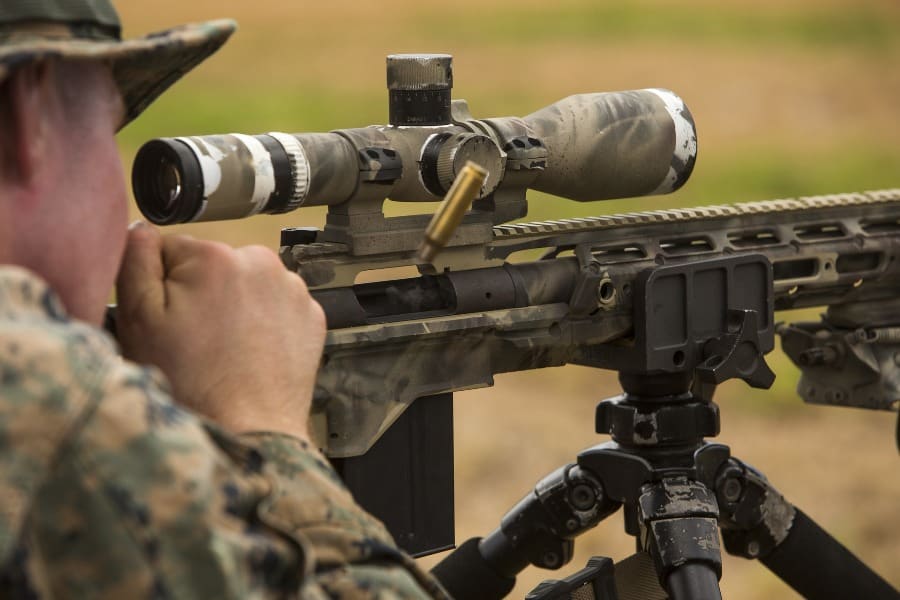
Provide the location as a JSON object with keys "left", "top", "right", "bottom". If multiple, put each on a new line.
{"left": 157, "top": 158, "right": 182, "bottom": 209}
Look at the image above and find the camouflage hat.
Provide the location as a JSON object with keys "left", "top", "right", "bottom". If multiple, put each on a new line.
{"left": 0, "top": 1, "right": 235, "bottom": 128}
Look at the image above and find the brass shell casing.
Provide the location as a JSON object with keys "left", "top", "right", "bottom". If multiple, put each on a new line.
{"left": 417, "top": 161, "right": 488, "bottom": 263}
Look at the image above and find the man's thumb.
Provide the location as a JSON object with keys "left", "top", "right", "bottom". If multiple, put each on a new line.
{"left": 116, "top": 221, "right": 165, "bottom": 321}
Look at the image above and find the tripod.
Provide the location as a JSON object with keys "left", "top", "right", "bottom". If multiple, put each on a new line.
{"left": 431, "top": 368, "right": 898, "bottom": 599}
{"left": 431, "top": 256, "right": 899, "bottom": 599}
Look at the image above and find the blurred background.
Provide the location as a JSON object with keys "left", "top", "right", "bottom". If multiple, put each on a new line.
{"left": 118, "top": 1, "right": 899, "bottom": 597}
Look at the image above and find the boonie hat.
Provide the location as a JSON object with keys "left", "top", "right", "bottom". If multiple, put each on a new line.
{"left": 0, "top": 0, "right": 235, "bottom": 128}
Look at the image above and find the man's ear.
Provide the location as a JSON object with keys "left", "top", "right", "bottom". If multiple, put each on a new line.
{"left": 6, "top": 60, "right": 55, "bottom": 184}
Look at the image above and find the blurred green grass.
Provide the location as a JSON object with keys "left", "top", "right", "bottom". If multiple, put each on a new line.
{"left": 412, "top": 2, "right": 900, "bottom": 50}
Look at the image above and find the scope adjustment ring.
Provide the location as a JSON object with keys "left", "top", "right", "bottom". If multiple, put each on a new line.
{"left": 435, "top": 132, "right": 503, "bottom": 198}
{"left": 266, "top": 132, "right": 310, "bottom": 213}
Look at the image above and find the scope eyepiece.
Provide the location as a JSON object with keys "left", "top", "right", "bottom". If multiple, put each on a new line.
{"left": 132, "top": 139, "right": 206, "bottom": 225}
{"left": 133, "top": 133, "right": 308, "bottom": 225}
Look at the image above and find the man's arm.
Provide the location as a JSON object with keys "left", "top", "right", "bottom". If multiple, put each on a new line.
{"left": 114, "top": 222, "right": 324, "bottom": 441}
{"left": 107, "top": 223, "right": 446, "bottom": 597}
{"left": 6, "top": 346, "right": 441, "bottom": 598}
{"left": 242, "top": 431, "right": 449, "bottom": 598}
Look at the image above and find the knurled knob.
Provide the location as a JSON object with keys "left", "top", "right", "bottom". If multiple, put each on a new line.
{"left": 386, "top": 53, "right": 453, "bottom": 90}
{"left": 387, "top": 54, "right": 453, "bottom": 126}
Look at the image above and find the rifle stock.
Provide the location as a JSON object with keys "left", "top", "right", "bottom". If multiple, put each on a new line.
{"left": 296, "top": 189, "right": 900, "bottom": 457}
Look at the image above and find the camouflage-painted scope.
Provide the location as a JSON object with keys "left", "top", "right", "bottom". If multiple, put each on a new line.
{"left": 132, "top": 55, "right": 697, "bottom": 225}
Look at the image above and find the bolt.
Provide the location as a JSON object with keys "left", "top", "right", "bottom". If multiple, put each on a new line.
{"left": 746, "top": 541, "right": 761, "bottom": 558}
{"left": 566, "top": 518, "right": 578, "bottom": 531}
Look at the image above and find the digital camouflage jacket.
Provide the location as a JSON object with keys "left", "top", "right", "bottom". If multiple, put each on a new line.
{"left": 0, "top": 266, "right": 448, "bottom": 599}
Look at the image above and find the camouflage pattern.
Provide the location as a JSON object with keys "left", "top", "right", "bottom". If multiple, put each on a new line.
{"left": 296, "top": 188, "right": 900, "bottom": 457}
{"left": 0, "top": 0, "right": 235, "bottom": 128}
{"left": 0, "top": 266, "right": 446, "bottom": 599}
{"left": 134, "top": 88, "right": 695, "bottom": 228}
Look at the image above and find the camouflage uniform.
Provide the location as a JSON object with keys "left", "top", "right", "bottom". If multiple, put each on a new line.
{"left": 0, "top": 266, "right": 448, "bottom": 599}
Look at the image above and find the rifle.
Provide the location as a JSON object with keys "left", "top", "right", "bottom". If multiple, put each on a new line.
{"left": 131, "top": 54, "right": 899, "bottom": 599}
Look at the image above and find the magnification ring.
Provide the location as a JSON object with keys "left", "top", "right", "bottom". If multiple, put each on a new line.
{"left": 267, "top": 131, "right": 310, "bottom": 211}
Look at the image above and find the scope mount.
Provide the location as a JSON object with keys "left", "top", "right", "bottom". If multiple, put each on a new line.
{"left": 282, "top": 60, "right": 546, "bottom": 287}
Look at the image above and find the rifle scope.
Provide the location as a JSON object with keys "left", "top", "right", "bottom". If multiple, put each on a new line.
{"left": 133, "top": 54, "right": 697, "bottom": 225}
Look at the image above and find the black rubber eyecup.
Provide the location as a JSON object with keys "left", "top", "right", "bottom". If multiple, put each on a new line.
{"left": 132, "top": 138, "right": 205, "bottom": 225}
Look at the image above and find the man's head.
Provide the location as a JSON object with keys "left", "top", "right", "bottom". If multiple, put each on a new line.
{"left": 0, "top": 1, "right": 234, "bottom": 324}
{"left": 0, "top": 57, "right": 128, "bottom": 325}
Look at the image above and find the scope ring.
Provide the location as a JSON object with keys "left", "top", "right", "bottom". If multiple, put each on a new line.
{"left": 267, "top": 132, "right": 310, "bottom": 212}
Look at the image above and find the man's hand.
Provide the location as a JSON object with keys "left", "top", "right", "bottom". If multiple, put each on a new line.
{"left": 115, "top": 222, "right": 326, "bottom": 441}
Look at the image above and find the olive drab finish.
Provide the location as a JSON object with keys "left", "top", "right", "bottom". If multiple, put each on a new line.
{"left": 0, "top": 267, "right": 447, "bottom": 599}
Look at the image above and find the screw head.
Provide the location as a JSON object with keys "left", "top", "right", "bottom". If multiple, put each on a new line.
{"left": 541, "top": 551, "right": 560, "bottom": 568}
{"left": 721, "top": 477, "right": 743, "bottom": 503}
{"left": 569, "top": 484, "right": 597, "bottom": 510}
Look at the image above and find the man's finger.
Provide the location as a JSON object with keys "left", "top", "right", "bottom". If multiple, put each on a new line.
{"left": 116, "top": 221, "right": 165, "bottom": 316}
{"left": 159, "top": 234, "right": 229, "bottom": 281}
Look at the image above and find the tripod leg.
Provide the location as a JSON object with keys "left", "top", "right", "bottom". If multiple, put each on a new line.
{"left": 431, "top": 463, "right": 621, "bottom": 599}
{"left": 664, "top": 563, "right": 722, "bottom": 600}
{"left": 716, "top": 457, "right": 899, "bottom": 599}
{"left": 638, "top": 477, "right": 723, "bottom": 600}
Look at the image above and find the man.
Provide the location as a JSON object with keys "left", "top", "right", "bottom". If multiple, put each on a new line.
{"left": 0, "top": 2, "right": 445, "bottom": 597}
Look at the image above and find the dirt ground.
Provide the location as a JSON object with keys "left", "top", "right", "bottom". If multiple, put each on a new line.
{"left": 117, "top": 2, "right": 900, "bottom": 597}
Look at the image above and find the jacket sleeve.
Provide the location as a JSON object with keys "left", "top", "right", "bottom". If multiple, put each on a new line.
{"left": 3, "top": 320, "right": 444, "bottom": 598}
{"left": 238, "top": 432, "right": 450, "bottom": 599}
